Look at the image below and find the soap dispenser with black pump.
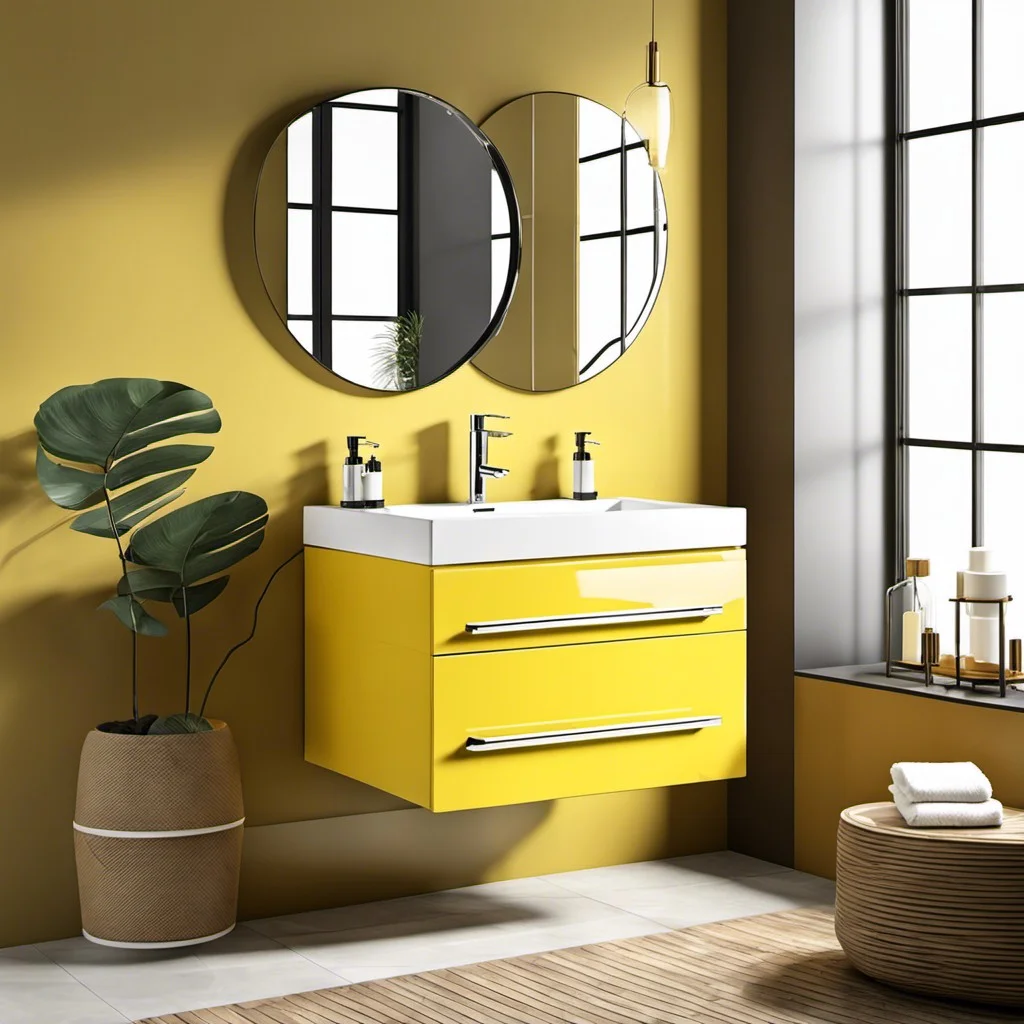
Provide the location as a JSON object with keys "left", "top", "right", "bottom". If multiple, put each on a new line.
{"left": 362, "top": 451, "right": 384, "bottom": 508}
{"left": 342, "top": 436, "right": 379, "bottom": 509}
{"left": 572, "top": 431, "right": 599, "bottom": 500}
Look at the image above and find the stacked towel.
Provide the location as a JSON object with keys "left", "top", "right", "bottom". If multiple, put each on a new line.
{"left": 891, "top": 761, "right": 992, "bottom": 803}
{"left": 889, "top": 762, "right": 1003, "bottom": 828}
{"left": 888, "top": 785, "right": 1004, "bottom": 827}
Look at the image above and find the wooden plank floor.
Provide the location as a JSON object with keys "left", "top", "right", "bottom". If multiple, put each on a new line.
{"left": 138, "top": 907, "right": 1023, "bottom": 1023}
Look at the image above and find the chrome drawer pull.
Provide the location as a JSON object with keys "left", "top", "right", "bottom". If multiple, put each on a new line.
{"left": 465, "top": 715, "right": 722, "bottom": 752}
{"left": 464, "top": 605, "right": 724, "bottom": 636}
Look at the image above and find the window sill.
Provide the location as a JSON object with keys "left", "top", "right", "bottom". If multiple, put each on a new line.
{"left": 797, "top": 663, "right": 1024, "bottom": 714}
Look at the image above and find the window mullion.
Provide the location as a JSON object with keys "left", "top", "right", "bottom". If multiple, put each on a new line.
{"left": 971, "top": 0, "right": 984, "bottom": 546}
{"left": 312, "top": 103, "right": 333, "bottom": 369}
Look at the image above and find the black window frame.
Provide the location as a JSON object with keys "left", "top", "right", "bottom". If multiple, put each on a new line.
{"left": 895, "top": 0, "right": 1024, "bottom": 573}
{"left": 577, "top": 130, "right": 666, "bottom": 379}
{"left": 286, "top": 95, "right": 408, "bottom": 369}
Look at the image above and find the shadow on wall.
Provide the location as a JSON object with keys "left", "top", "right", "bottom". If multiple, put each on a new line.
{"left": 531, "top": 435, "right": 559, "bottom": 500}
{"left": 239, "top": 802, "right": 554, "bottom": 921}
{"left": 417, "top": 423, "right": 451, "bottom": 504}
{"left": 0, "top": 587, "right": 133, "bottom": 945}
{"left": 0, "top": 430, "right": 65, "bottom": 571}
{"left": 0, "top": 430, "right": 41, "bottom": 517}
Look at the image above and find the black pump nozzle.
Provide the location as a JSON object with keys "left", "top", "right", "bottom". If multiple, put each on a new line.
{"left": 345, "top": 436, "right": 379, "bottom": 464}
{"left": 346, "top": 436, "right": 365, "bottom": 463}
{"left": 573, "top": 431, "right": 600, "bottom": 460}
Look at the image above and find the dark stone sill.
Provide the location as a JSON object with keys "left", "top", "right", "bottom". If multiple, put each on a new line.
{"left": 797, "top": 663, "right": 1024, "bottom": 715}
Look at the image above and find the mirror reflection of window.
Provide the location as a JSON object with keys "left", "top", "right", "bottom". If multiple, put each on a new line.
{"left": 275, "top": 89, "right": 515, "bottom": 392}
{"left": 577, "top": 104, "right": 664, "bottom": 382}
{"left": 286, "top": 90, "right": 401, "bottom": 388}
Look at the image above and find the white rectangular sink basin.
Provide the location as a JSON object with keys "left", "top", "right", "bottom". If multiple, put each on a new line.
{"left": 304, "top": 498, "right": 745, "bottom": 566}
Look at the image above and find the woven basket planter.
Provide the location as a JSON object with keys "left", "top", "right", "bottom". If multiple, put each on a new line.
{"left": 73, "top": 720, "right": 244, "bottom": 948}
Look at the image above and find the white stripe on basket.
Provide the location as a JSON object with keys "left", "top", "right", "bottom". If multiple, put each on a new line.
{"left": 72, "top": 816, "right": 245, "bottom": 839}
{"left": 82, "top": 924, "right": 236, "bottom": 949}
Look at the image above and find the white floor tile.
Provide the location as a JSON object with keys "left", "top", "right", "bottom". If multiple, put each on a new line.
{"left": 542, "top": 851, "right": 791, "bottom": 896}
{"left": 247, "top": 875, "right": 570, "bottom": 940}
{"left": 36, "top": 925, "right": 346, "bottom": 1021}
{"left": 0, "top": 944, "right": 128, "bottom": 1024}
{"left": 282, "top": 892, "right": 667, "bottom": 977}
{"left": 586, "top": 870, "right": 835, "bottom": 929}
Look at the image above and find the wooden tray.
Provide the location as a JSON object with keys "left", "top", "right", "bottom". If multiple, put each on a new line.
{"left": 929, "top": 654, "right": 1024, "bottom": 683}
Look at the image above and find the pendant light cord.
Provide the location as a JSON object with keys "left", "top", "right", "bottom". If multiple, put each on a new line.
{"left": 652, "top": 0, "right": 656, "bottom": 43}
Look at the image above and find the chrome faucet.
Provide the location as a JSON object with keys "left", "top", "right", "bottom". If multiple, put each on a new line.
{"left": 469, "top": 413, "right": 512, "bottom": 503}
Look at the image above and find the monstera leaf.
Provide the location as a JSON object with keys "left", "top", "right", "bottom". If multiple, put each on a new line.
{"left": 149, "top": 713, "right": 214, "bottom": 734}
{"left": 125, "top": 491, "right": 268, "bottom": 616}
{"left": 34, "top": 378, "right": 219, "bottom": 539}
{"left": 98, "top": 595, "right": 168, "bottom": 636}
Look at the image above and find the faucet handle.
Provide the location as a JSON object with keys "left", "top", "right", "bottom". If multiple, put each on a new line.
{"left": 471, "top": 412, "right": 510, "bottom": 431}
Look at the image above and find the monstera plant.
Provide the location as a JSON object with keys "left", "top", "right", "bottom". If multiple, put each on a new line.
{"left": 34, "top": 378, "right": 268, "bottom": 734}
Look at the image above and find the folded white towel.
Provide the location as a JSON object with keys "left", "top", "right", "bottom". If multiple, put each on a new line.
{"left": 890, "top": 761, "right": 992, "bottom": 803}
{"left": 889, "top": 784, "right": 1003, "bottom": 828}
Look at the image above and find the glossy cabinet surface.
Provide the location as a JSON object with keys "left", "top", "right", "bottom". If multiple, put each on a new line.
{"left": 432, "top": 549, "right": 745, "bottom": 654}
{"left": 305, "top": 545, "right": 747, "bottom": 811}
{"left": 433, "top": 632, "right": 745, "bottom": 811}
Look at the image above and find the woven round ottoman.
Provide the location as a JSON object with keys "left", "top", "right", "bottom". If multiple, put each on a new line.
{"left": 835, "top": 802, "right": 1024, "bottom": 1007}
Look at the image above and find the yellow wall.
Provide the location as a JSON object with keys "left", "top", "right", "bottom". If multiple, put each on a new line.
{"left": 0, "top": 0, "right": 727, "bottom": 946}
{"left": 795, "top": 676, "right": 1024, "bottom": 878}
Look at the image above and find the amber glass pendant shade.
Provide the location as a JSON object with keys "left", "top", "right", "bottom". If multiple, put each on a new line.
{"left": 625, "top": 0, "right": 672, "bottom": 171}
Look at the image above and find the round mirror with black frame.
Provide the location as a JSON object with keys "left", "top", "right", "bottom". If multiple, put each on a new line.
{"left": 254, "top": 88, "right": 521, "bottom": 392}
{"left": 472, "top": 93, "right": 668, "bottom": 392}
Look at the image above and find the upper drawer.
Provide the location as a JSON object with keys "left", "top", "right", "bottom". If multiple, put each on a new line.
{"left": 431, "top": 548, "right": 745, "bottom": 654}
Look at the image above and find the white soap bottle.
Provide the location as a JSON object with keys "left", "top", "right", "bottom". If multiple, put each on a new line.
{"left": 572, "top": 431, "right": 600, "bottom": 500}
{"left": 362, "top": 453, "right": 384, "bottom": 509}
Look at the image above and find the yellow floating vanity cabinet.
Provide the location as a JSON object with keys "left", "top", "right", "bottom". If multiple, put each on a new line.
{"left": 305, "top": 538, "right": 747, "bottom": 812}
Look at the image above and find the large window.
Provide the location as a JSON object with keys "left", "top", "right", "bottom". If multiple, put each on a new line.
{"left": 898, "top": 0, "right": 1024, "bottom": 643}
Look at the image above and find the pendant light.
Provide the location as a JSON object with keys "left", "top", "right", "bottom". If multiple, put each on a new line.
{"left": 624, "top": 0, "right": 672, "bottom": 170}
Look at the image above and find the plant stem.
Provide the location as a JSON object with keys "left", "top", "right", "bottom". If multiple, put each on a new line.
{"left": 103, "top": 490, "right": 138, "bottom": 721}
{"left": 199, "top": 550, "right": 302, "bottom": 718}
{"left": 183, "top": 585, "right": 191, "bottom": 716}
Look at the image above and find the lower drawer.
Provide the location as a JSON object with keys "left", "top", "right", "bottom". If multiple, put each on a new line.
{"left": 431, "top": 631, "right": 745, "bottom": 811}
